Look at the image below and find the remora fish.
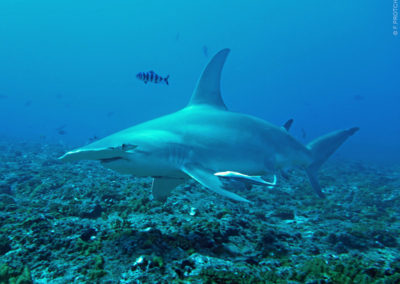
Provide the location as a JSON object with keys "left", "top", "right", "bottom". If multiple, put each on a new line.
{"left": 60, "top": 49, "right": 359, "bottom": 203}
{"left": 136, "top": 70, "right": 169, "bottom": 85}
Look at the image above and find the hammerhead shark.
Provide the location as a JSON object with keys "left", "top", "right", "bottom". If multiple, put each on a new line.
{"left": 59, "top": 49, "right": 358, "bottom": 202}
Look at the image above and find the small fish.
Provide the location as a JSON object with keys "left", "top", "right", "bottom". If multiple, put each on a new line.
{"left": 136, "top": 71, "right": 169, "bottom": 85}
{"left": 56, "top": 125, "right": 67, "bottom": 135}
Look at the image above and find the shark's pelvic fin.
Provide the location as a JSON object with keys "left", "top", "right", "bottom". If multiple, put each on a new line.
{"left": 182, "top": 163, "right": 250, "bottom": 203}
{"left": 306, "top": 127, "right": 360, "bottom": 198}
{"left": 151, "top": 177, "right": 184, "bottom": 202}
{"left": 188, "top": 48, "right": 230, "bottom": 110}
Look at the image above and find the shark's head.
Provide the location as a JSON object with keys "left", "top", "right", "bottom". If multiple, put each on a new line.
{"left": 59, "top": 127, "right": 185, "bottom": 177}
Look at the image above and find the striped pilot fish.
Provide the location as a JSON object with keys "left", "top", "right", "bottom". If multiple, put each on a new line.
{"left": 136, "top": 70, "right": 169, "bottom": 85}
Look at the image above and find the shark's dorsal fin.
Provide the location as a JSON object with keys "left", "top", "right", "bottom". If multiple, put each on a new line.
{"left": 188, "top": 48, "right": 230, "bottom": 110}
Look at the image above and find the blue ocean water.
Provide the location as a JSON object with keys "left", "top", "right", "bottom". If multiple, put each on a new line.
{"left": 1, "top": 2, "right": 400, "bottom": 282}
{"left": 0, "top": 0, "right": 398, "bottom": 164}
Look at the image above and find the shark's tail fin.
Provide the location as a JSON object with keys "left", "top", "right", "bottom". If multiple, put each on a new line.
{"left": 306, "top": 127, "right": 359, "bottom": 198}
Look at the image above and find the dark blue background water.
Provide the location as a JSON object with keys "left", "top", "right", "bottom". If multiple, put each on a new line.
{"left": 0, "top": 1, "right": 398, "bottom": 164}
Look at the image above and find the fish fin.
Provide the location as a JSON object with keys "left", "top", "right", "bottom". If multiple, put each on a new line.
{"left": 149, "top": 70, "right": 155, "bottom": 73}
{"left": 306, "top": 127, "right": 359, "bottom": 197}
{"left": 214, "top": 171, "right": 277, "bottom": 187}
{"left": 188, "top": 48, "right": 230, "bottom": 110}
{"left": 306, "top": 167, "right": 325, "bottom": 198}
{"left": 152, "top": 177, "right": 184, "bottom": 201}
{"left": 307, "top": 127, "right": 359, "bottom": 170}
{"left": 282, "top": 118, "right": 294, "bottom": 132}
{"left": 164, "top": 75, "right": 169, "bottom": 85}
{"left": 182, "top": 163, "right": 250, "bottom": 202}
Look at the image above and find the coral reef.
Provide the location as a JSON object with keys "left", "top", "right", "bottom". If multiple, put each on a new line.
{"left": 0, "top": 141, "right": 399, "bottom": 282}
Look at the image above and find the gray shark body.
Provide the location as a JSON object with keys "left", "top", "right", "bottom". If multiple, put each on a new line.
{"left": 60, "top": 49, "right": 358, "bottom": 202}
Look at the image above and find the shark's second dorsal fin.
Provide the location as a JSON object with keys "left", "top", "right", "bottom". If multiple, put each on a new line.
{"left": 188, "top": 48, "right": 230, "bottom": 110}
{"left": 282, "top": 119, "right": 294, "bottom": 132}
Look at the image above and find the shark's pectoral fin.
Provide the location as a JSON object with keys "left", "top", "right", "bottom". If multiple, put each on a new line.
{"left": 182, "top": 163, "right": 250, "bottom": 203}
{"left": 151, "top": 177, "right": 184, "bottom": 202}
